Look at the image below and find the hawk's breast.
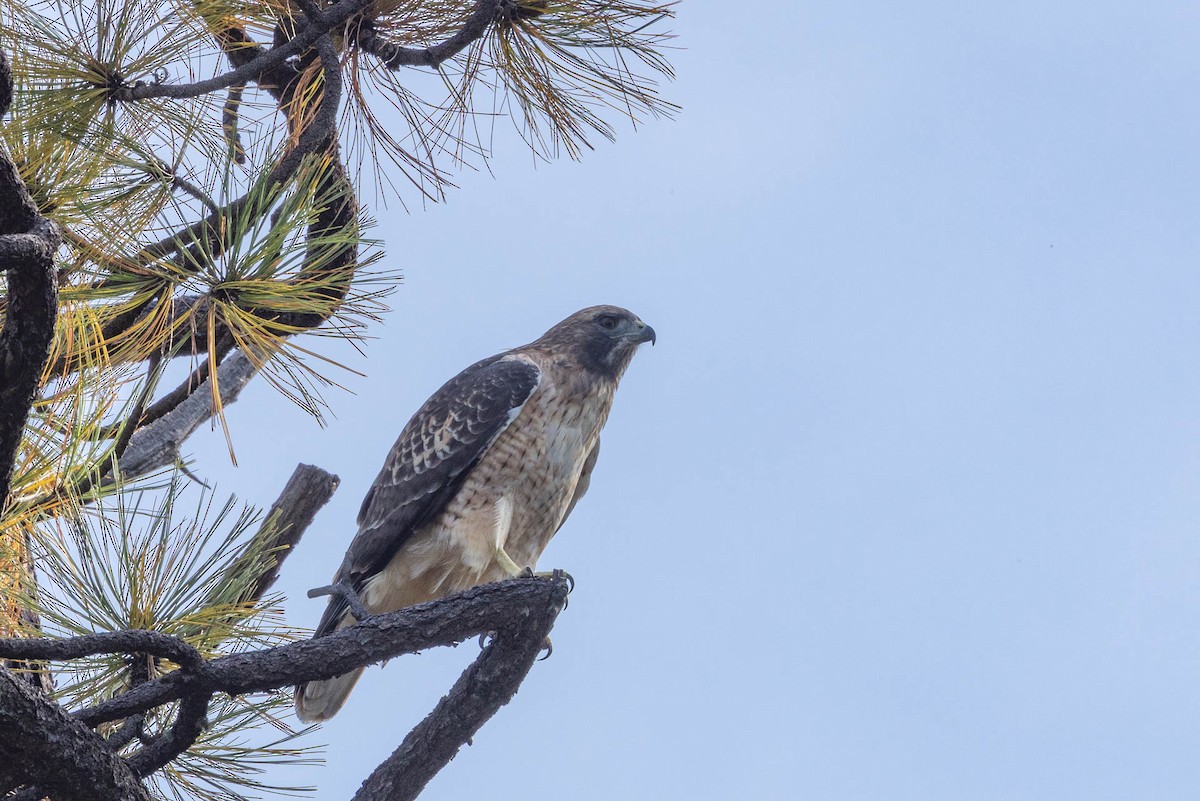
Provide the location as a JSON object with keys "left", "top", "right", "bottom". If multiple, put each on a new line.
{"left": 446, "top": 359, "right": 613, "bottom": 571}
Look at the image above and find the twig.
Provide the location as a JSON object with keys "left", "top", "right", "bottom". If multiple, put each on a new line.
{"left": 307, "top": 579, "right": 372, "bottom": 622}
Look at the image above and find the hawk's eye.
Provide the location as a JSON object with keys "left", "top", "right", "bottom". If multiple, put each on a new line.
{"left": 596, "top": 314, "right": 619, "bottom": 330}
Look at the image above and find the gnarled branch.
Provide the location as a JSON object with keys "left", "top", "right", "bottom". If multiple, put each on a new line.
{"left": 0, "top": 573, "right": 570, "bottom": 800}
{"left": 353, "top": 584, "right": 563, "bottom": 801}
{"left": 68, "top": 574, "right": 570, "bottom": 728}
{"left": 0, "top": 666, "right": 151, "bottom": 801}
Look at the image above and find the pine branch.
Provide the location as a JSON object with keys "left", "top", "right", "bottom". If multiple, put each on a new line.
{"left": 57, "top": 32, "right": 357, "bottom": 376}
{"left": 0, "top": 47, "right": 62, "bottom": 697}
{"left": 118, "top": 0, "right": 377, "bottom": 102}
{"left": 355, "top": 0, "right": 504, "bottom": 69}
{"left": 0, "top": 573, "right": 569, "bottom": 799}
{"left": 96, "top": 334, "right": 236, "bottom": 440}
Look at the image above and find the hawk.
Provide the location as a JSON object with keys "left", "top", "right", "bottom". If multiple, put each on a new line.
{"left": 295, "top": 305, "right": 655, "bottom": 722}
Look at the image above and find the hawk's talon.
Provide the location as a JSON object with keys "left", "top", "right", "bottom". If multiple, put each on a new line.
{"left": 537, "top": 635, "right": 553, "bottom": 661}
{"left": 557, "top": 569, "right": 575, "bottom": 594}
{"left": 527, "top": 568, "right": 573, "bottom": 590}
{"left": 307, "top": 579, "right": 372, "bottom": 622}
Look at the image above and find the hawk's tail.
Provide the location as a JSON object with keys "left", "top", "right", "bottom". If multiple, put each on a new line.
{"left": 294, "top": 668, "right": 365, "bottom": 723}
{"left": 294, "top": 585, "right": 362, "bottom": 723}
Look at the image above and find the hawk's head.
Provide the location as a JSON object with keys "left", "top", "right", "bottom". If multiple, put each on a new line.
{"left": 535, "top": 305, "right": 655, "bottom": 377}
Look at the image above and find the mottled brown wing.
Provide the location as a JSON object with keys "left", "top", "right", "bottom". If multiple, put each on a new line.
{"left": 314, "top": 355, "right": 541, "bottom": 636}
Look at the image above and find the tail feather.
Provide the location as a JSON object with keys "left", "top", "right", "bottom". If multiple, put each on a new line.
{"left": 295, "top": 666, "right": 365, "bottom": 723}
{"left": 295, "top": 587, "right": 361, "bottom": 723}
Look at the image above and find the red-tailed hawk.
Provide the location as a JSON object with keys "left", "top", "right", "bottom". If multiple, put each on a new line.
{"left": 295, "top": 305, "right": 655, "bottom": 722}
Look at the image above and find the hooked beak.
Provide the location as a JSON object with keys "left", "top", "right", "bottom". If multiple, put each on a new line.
{"left": 627, "top": 320, "right": 656, "bottom": 346}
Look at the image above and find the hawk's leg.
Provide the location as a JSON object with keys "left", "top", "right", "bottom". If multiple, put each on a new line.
{"left": 306, "top": 579, "right": 372, "bottom": 622}
{"left": 493, "top": 546, "right": 526, "bottom": 579}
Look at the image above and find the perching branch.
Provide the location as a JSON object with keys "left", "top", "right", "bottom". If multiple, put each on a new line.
{"left": 2, "top": 460, "right": 341, "bottom": 799}
{"left": 0, "top": 573, "right": 570, "bottom": 799}
{"left": 352, "top": 586, "right": 563, "bottom": 801}
{"left": 72, "top": 574, "right": 570, "bottom": 727}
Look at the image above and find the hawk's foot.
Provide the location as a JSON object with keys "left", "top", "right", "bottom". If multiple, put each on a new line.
{"left": 521, "top": 567, "right": 574, "bottom": 593}
{"left": 306, "top": 579, "right": 372, "bottom": 623}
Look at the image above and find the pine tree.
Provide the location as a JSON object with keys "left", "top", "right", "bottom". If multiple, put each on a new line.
{"left": 0, "top": 2, "right": 674, "bottom": 798}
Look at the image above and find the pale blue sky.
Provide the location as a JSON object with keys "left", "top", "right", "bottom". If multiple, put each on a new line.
{"left": 187, "top": 2, "right": 1200, "bottom": 799}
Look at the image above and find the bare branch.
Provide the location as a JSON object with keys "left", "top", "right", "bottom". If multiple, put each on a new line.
{"left": 117, "top": 349, "right": 260, "bottom": 480}
{"left": 118, "top": 0, "right": 377, "bottom": 101}
{"left": 0, "top": 628, "right": 205, "bottom": 672}
{"left": 125, "top": 691, "right": 211, "bottom": 778}
{"left": 240, "top": 463, "right": 340, "bottom": 604}
{"left": 0, "top": 569, "right": 567, "bottom": 800}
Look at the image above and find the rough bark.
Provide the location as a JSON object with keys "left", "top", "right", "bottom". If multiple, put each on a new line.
{"left": 353, "top": 592, "right": 562, "bottom": 801}
{"left": 72, "top": 574, "right": 570, "bottom": 727}
{"left": 241, "top": 463, "right": 340, "bottom": 603}
{"left": 117, "top": 349, "right": 260, "bottom": 479}
{"left": 0, "top": 49, "right": 60, "bottom": 505}
{"left": 0, "top": 573, "right": 570, "bottom": 800}
{"left": 0, "top": 46, "right": 62, "bottom": 694}
{"left": 0, "top": 666, "right": 152, "bottom": 801}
